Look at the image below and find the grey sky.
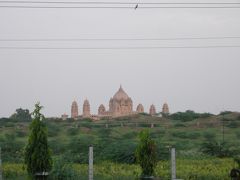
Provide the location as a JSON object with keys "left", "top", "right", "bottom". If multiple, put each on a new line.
{"left": 0, "top": 3, "right": 240, "bottom": 117}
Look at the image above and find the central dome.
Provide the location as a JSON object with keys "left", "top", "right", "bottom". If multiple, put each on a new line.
{"left": 113, "top": 86, "right": 129, "bottom": 100}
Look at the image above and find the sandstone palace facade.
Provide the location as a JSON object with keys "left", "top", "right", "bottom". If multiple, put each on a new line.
{"left": 67, "top": 86, "right": 169, "bottom": 120}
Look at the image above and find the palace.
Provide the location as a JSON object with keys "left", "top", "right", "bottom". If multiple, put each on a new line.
{"left": 68, "top": 86, "right": 169, "bottom": 120}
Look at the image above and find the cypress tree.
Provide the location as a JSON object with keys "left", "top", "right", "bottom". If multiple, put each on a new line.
{"left": 135, "top": 130, "right": 157, "bottom": 178}
{"left": 24, "top": 102, "right": 52, "bottom": 177}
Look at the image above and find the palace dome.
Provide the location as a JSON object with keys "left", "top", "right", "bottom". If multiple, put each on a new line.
{"left": 113, "top": 86, "right": 130, "bottom": 100}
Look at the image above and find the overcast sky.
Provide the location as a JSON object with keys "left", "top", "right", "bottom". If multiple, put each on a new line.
{"left": 0, "top": 1, "right": 240, "bottom": 117}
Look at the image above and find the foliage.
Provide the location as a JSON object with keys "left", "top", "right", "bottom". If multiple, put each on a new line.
{"left": 67, "top": 127, "right": 79, "bottom": 136}
{"left": 97, "top": 140, "right": 137, "bottom": 164}
{"left": 10, "top": 108, "right": 32, "bottom": 122}
{"left": 0, "top": 133, "right": 24, "bottom": 163}
{"left": 171, "top": 131, "right": 201, "bottom": 139}
{"left": 226, "top": 121, "right": 240, "bottom": 128}
{"left": 46, "top": 122, "right": 60, "bottom": 137}
{"left": 233, "top": 156, "right": 240, "bottom": 168}
{"left": 203, "top": 131, "right": 216, "bottom": 140}
{"left": 50, "top": 157, "right": 79, "bottom": 180}
{"left": 200, "top": 140, "right": 239, "bottom": 158}
{"left": 3, "top": 158, "right": 236, "bottom": 180}
{"left": 0, "top": 111, "right": 239, "bottom": 165}
{"left": 219, "top": 111, "right": 233, "bottom": 116}
{"left": 24, "top": 103, "right": 52, "bottom": 176}
{"left": 169, "top": 110, "right": 213, "bottom": 122}
{"left": 135, "top": 130, "right": 157, "bottom": 177}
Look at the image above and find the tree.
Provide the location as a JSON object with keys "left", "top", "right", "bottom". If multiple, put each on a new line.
{"left": 10, "top": 108, "right": 32, "bottom": 121}
{"left": 24, "top": 102, "right": 52, "bottom": 177}
{"left": 135, "top": 130, "right": 157, "bottom": 178}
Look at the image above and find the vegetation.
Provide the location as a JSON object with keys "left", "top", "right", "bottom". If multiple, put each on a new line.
{"left": 169, "top": 110, "right": 213, "bottom": 122}
{"left": 2, "top": 158, "right": 237, "bottom": 180}
{"left": 135, "top": 130, "right": 157, "bottom": 177}
{"left": 1, "top": 109, "right": 240, "bottom": 179}
{"left": 24, "top": 103, "right": 52, "bottom": 176}
{"left": 10, "top": 108, "right": 32, "bottom": 122}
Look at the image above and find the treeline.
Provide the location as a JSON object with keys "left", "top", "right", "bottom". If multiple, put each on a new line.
{"left": 168, "top": 110, "right": 213, "bottom": 122}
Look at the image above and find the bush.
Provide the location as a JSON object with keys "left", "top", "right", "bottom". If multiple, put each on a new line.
{"left": 135, "top": 130, "right": 157, "bottom": 177}
{"left": 200, "top": 141, "right": 238, "bottom": 158}
{"left": 226, "top": 121, "right": 240, "bottom": 128}
{"left": 171, "top": 131, "right": 200, "bottom": 139}
{"left": 203, "top": 132, "right": 216, "bottom": 140}
{"left": 174, "top": 123, "right": 186, "bottom": 128}
{"left": 50, "top": 157, "right": 79, "bottom": 180}
{"left": 67, "top": 127, "right": 79, "bottom": 136}
{"left": 16, "top": 130, "right": 27, "bottom": 137}
{"left": 49, "top": 139, "right": 67, "bottom": 155}
{"left": 68, "top": 135, "right": 96, "bottom": 163}
{"left": 0, "top": 134, "right": 25, "bottom": 163}
{"left": 235, "top": 131, "right": 240, "bottom": 139}
{"left": 47, "top": 123, "right": 60, "bottom": 137}
{"left": 219, "top": 111, "right": 232, "bottom": 115}
{"left": 24, "top": 103, "right": 52, "bottom": 175}
{"left": 97, "top": 140, "right": 137, "bottom": 164}
{"left": 169, "top": 110, "right": 213, "bottom": 122}
{"left": 122, "top": 132, "right": 138, "bottom": 139}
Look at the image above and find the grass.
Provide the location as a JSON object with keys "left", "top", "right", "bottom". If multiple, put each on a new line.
{"left": 3, "top": 158, "right": 237, "bottom": 180}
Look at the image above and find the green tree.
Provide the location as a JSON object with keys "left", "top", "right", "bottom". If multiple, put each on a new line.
{"left": 24, "top": 103, "right": 52, "bottom": 177}
{"left": 10, "top": 108, "right": 32, "bottom": 121}
{"left": 135, "top": 130, "right": 157, "bottom": 178}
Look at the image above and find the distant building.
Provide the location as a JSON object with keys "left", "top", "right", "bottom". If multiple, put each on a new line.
{"left": 149, "top": 104, "right": 156, "bottom": 116}
{"left": 136, "top": 104, "right": 144, "bottom": 113}
{"left": 162, "top": 103, "right": 170, "bottom": 115}
{"left": 61, "top": 113, "right": 68, "bottom": 120}
{"left": 98, "top": 104, "right": 106, "bottom": 115}
{"left": 83, "top": 99, "right": 91, "bottom": 118}
{"left": 71, "top": 101, "right": 78, "bottom": 119}
{"left": 68, "top": 85, "right": 169, "bottom": 119}
{"left": 109, "top": 86, "right": 133, "bottom": 117}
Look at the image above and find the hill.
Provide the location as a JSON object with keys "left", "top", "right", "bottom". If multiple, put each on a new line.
{"left": 1, "top": 112, "right": 240, "bottom": 164}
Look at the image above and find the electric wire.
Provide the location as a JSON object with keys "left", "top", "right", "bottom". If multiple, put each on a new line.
{"left": 0, "top": 45, "right": 240, "bottom": 49}
{"left": 1, "top": 36, "right": 240, "bottom": 41}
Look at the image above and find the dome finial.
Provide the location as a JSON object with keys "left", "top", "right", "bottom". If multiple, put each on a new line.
{"left": 119, "top": 84, "right": 123, "bottom": 91}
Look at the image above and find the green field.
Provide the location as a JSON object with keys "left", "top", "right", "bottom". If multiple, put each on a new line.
{"left": 1, "top": 111, "right": 240, "bottom": 179}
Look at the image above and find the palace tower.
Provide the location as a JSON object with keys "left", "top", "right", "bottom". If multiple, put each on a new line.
{"left": 71, "top": 101, "right": 78, "bottom": 119}
{"left": 149, "top": 104, "right": 156, "bottom": 116}
{"left": 83, "top": 99, "right": 91, "bottom": 118}
{"left": 136, "top": 104, "right": 144, "bottom": 113}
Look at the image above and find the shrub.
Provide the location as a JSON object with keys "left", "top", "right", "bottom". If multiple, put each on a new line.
{"left": 203, "top": 132, "right": 216, "bottom": 140}
{"left": 219, "top": 111, "right": 232, "bottom": 115}
{"left": 174, "top": 123, "right": 186, "bottom": 128}
{"left": 135, "top": 130, "right": 157, "bottom": 177}
{"left": 67, "top": 127, "right": 79, "bottom": 136}
{"left": 236, "top": 131, "right": 240, "bottom": 139}
{"left": 0, "top": 135, "right": 25, "bottom": 163}
{"left": 122, "top": 132, "right": 138, "bottom": 139}
{"left": 16, "top": 130, "right": 27, "bottom": 137}
{"left": 170, "top": 110, "right": 213, "bottom": 122}
{"left": 226, "top": 121, "right": 240, "bottom": 128}
{"left": 24, "top": 103, "right": 52, "bottom": 176}
{"left": 50, "top": 157, "right": 79, "bottom": 180}
{"left": 47, "top": 123, "right": 60, "bottom": 137}
{"left": 200, "top": 141, "right": 237, "bottom": 158}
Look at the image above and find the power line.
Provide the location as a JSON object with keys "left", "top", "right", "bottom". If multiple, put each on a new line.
{"left": 0, "top": 45, "right": 240, "bottom": 49}
{"left": 1, "top": 1, "right": 240, "bottom": 8}
{"left": 0, "top": 1, "right": 240, "bottom": 4}
{"left": 1, "top": 36, "right": 240, "bottom": 41}
{"left": 0, "top": 5, "right": 240, "bottom": 8}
